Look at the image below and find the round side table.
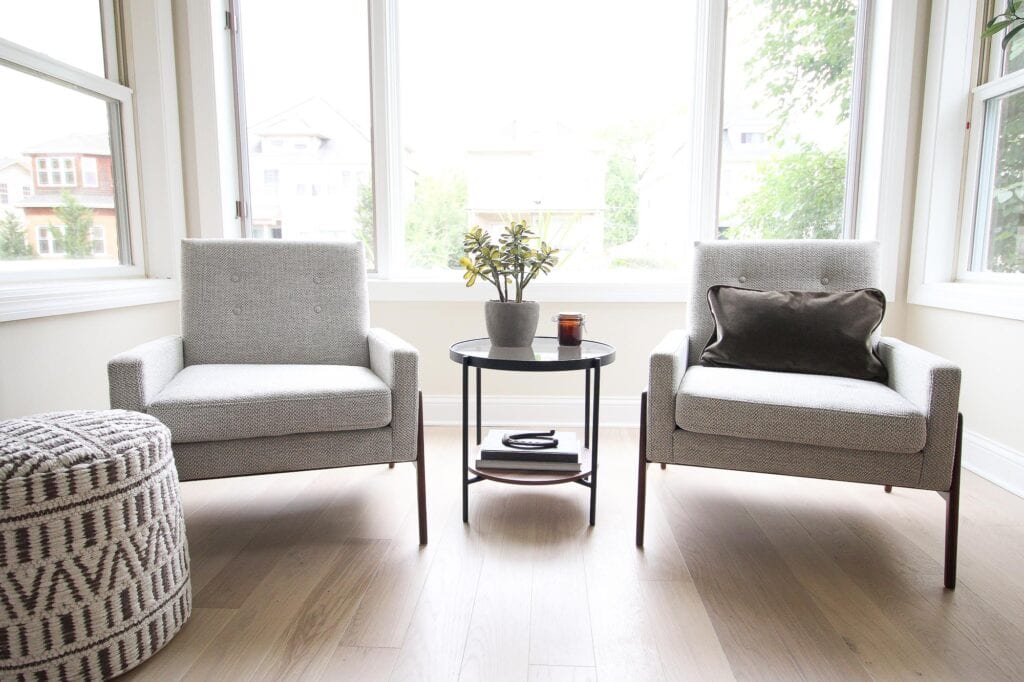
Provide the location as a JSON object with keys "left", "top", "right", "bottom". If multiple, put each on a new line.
{"left": 449, "top": 337, "right": 616, "bottom": 526}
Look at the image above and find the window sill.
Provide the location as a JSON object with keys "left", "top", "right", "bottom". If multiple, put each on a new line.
{"left": 908, "top": 280, "right": 1024, "bottom": 321}
{"left": 0, "top": 278, "right": 180, "bottom": 322}
{"left": 367, "top": 278, "right": 689, "bottom": 303}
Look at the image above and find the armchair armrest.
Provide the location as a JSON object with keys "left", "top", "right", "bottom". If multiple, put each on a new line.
{"left": 107, "top": 335, "right": 184, "bottom": 413}
{"left": 368, "top": 327, "right": 420, "bottom": 462}
{"left": 876, "top": 336, "right": 961, "bottom": 490}
{"left": 647, "top": 329, "right": 689, "bottom": 463}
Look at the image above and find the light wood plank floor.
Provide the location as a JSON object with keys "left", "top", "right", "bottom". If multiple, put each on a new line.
{"left": 125, "top": 427, "right": 1024, "bottom": 681}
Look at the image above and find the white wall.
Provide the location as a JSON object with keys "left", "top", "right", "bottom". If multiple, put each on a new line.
{"left": 0, "top": 302, "right": 179, "bottom": 419}
{"left": 904, "top": 306, "right": 1024, "bottom": 452}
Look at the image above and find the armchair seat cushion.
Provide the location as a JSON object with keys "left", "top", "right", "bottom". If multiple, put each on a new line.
{"left": 675, "top": 366, "right": 926, "bottom": 454}
{"left": 149, "top": 364, "right": 391, "bottom": 443}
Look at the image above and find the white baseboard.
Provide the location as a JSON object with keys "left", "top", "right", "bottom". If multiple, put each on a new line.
{"left": 963, "top": 430, "right": 1024, "bottom": 499}
{"left": 423, "top": 394, "right": 641, "bottom": 428}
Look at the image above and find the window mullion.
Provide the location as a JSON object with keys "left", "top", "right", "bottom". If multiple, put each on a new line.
{"left": 227, "top": 0, "right": 252, "bottom": 237}
{"left": 368, "top": 0, "right": 401, "bottom": 277}
{"left": 0, "top": 37, "right": 131, "bottom": 103}
{"left": 843, "top": 0, "right": 872, "bottom": 239}
{"left": 693, "top": 0, "right": 727, "bottom": 243}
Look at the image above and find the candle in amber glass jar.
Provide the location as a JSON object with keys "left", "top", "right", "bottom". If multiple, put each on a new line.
{"left": 556, "top": 312, "right": 585, "bottom": 346}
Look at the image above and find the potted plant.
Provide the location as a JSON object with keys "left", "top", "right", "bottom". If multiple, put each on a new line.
{"left": 460, "top": 221, "right": 559, "bottom": 347}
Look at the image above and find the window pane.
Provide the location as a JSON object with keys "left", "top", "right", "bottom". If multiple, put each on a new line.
{"left": 719, "top": 0, "right": 860, "bottom": 239}
{"left": 0, "top": 1, "right": 105, "bottom": 76}
{"left": 0, "top": 65, "right": 122, "bottom": 272}
{"left": 971, "top": 87, "right": 1024, "bottom": 274}
{"left": 238, "top": 0, "right": 376, "bottom": 269}
{"left": 398, "top": 0, "right": 696, "bottom": 278}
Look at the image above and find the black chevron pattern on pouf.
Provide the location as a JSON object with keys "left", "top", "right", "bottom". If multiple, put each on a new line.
{"left": 0, "top": 410, "right": 191, "bottom": 680}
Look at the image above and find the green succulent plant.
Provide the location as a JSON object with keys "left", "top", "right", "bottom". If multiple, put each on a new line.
{"left": 460, "top": 221, "right": 559, "bottom": 303}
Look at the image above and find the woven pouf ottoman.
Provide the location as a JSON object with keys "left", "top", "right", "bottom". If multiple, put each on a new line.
{"left": 0, "top": 410, "right": 191, "bottom": 680}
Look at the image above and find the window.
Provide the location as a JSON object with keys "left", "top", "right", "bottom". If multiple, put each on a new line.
{"left": 0, "top": 184, "right": 7, "bottom": 204}
{"left": 908, "top": 0, "right": 1024, "bottom": 320}
{"left": 397, "top": 1, "right": 697, "bottom": 278}
{"left": 232, "top": 0, "right": 376, "bottom": 266}
{"left": 963, "top": 5, "right": 1024, "bottom": 275}
{"left": 35, "top": 157, "right": 77, "bottom": 187}
{"left": 90, "top": 226, "right": 105, "bottom": 254}
{"left": 22, "top": 186, "right": 31, "bottom": 199}
{"left": 0, "top": 1, "right": 133, "bottom": 275}
{"left": 81, "top": 156, "right": 99, "bottom": 187}
{"left": 719, "top": 0, "right": 865, "bottom": 240}
{"left": 231, "top": 0, "right": 869, "bottom": 285}
{"left": 36, "top": 226, "right": 65, "bottom": 255}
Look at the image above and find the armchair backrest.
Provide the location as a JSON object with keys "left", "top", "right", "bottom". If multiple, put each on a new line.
{"left": 688, "top": 240, "right": 880, "bottom": 365}
{"left": 181, "top": 239, "right": 370, "bottom": 366}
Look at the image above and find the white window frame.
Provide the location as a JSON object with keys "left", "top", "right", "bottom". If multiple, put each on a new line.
{"left": 957, "top": 57, "right": 1024, "bottom": 281}
{"left": 223, "top": 0, "right": 901, "bottom": 302}
{"left": 0, "top": 0, "right": 186, "bottom": 321}
{"left": 909, "top": 0, "right": 1024, "bottom": 320}
{"left": 0, "top": 13, "right": 141, "bottom": 280}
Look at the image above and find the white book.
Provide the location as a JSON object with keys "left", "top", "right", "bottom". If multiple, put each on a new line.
{"left": 479, "top": 430, "right": 580, "bottom": 462}
{"left": 474, "top": 458, "right": 583, "bottom": 472}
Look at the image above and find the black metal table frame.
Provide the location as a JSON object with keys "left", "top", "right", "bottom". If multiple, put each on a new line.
{"left": 459, "top": 352, "right": 603, "bottom": 526}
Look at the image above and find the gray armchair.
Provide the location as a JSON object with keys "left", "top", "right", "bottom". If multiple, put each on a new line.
{"left": 109, "top": 239, "right": 426, "bottom": 544}
{"left": 637, "top": 240, "right": 962, "bottom": 588}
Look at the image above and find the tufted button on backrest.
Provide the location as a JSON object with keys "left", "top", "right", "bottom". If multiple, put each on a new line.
{"left": 687, "top": 240, "right": 880, "bottom": 365}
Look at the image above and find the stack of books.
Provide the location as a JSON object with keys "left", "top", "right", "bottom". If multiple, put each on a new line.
{"left": 475, "top": 429, "right": 581, "bottom": 473}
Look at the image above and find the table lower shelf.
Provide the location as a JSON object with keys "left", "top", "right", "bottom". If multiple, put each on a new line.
{"left": 469, "top": 447, "right": 593, "bottom": 486}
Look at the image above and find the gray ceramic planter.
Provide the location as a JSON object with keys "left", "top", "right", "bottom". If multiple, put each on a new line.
{"left": 484, "top": 300, "right": 540, "bottom": 347}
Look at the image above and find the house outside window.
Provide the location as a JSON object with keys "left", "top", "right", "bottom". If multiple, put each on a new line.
{"left": 0, "top": 183, "right": 7, "bottom": 204}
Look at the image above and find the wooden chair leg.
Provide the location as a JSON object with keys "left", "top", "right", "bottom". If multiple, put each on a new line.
{"left": 417, "top": 391, "right": 428, "bottom": 545}
{"left": 661, "top": 463, "right": 667, "bottom": 470}
{"left": 636, "top": 392, "right": 648, "bottom": 547}
{"left": 884, "top": 484, "right": 892, "bottom": 493}
{"left": 389, "top": 462, "right": 395, "bottom": 469}
{"left": 944, "top": 413, "right": 963, "bottom": 589}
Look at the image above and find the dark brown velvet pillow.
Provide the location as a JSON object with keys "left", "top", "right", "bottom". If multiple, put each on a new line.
{"left": 701, "top": 286, "right": 888, "bottom": 381}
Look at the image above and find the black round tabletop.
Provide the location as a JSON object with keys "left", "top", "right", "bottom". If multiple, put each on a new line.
{"left": 449, "top": 337, "right": 616, "bottom": 371}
